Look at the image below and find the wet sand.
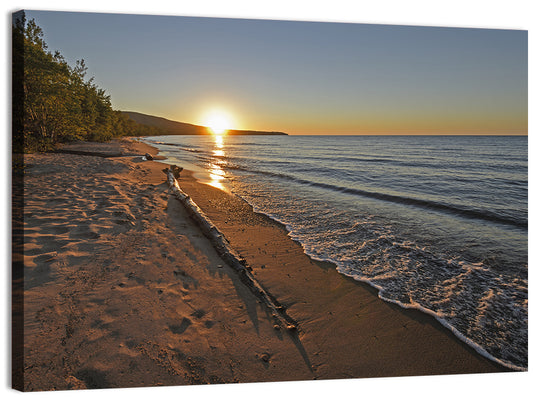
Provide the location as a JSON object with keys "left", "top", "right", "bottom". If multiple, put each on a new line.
{"left": 13, "top": 137, "right": 509, "bottom": 391}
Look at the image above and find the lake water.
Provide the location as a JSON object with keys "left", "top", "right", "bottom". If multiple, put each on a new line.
{"left": 143, "top": 134, "right": 528, "bottom": 370}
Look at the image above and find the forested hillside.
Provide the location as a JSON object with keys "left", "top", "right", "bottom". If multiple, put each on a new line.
{"left": 124, "top": 111, "right": 287, "bottom": 136}
{"left": 12, "top": 12, "right": 163, "bottom": 153}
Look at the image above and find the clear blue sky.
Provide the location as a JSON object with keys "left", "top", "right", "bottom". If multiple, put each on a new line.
{"left": 25, "top": 10, "right": 527, "bottom": 134}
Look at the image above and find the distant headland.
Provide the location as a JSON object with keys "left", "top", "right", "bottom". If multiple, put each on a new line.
{"left": 123, "top": 111, "right": 288, "bottom": 136}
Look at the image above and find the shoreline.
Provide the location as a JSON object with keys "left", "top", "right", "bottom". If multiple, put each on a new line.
{"left": 16, "top": 137, "right": 511, "bottom": 390}
{"left": 198, "top": 195, "right": 522, "bottom": 371}
{"left": 243, "top": 201, "right": 523, "bottom": 371}
{"left": 135, "top": 137, "right": 512, "bottom": 375}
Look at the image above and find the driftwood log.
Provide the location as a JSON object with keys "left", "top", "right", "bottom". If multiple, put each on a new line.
{"left": 162, "top": 165, "right": 183, "bottom": 179}
{"left": 165, "top": 166, "right": 298, "bottom": 333}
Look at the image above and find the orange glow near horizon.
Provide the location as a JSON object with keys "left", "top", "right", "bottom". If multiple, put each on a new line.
{"left": 168, "top": 103, "right": 527, "bottom": 136}
{"left": 202, "top": 109, "right": 234, "bottom": 135}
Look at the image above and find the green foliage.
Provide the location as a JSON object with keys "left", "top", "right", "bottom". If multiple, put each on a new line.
{"left": 12, "top": 13, "right": 164, "bottom": 153}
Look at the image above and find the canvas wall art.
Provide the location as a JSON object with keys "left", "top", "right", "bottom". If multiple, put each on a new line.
{"left": 11, "top": 9, "right": 527, "bottom": 392}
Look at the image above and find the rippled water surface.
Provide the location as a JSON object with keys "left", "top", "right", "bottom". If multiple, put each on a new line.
{"left": 144, "top": 134, "right": 528, "bottom": 370}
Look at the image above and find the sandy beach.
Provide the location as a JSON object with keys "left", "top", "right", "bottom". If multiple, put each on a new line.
{"left": 13, "top": 137, "right": 508, "bottom": 391}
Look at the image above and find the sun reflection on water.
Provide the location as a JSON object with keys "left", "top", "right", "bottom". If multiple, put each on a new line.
{"left": 207, "top": 134, "right": 228, "bottom": 191}
{"left": 214, "top": 134, "right": 224, "bottom": 148}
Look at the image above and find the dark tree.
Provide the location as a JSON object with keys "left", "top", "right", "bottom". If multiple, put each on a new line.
{"left": 12, "top": 13, "right": 164, "bottom": 153}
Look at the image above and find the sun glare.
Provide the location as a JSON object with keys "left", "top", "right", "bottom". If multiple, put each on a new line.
{"left": 203, "top": 109, "right": 233, "bottom": 135}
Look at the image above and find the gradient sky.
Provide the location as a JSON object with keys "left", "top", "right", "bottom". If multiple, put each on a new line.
{"left": 25, "top": 10, "right": 527, "bottom": 135}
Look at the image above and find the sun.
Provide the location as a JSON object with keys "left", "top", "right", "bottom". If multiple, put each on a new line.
{"left": 203, "top": 109, "right": 233, "bottom": 135}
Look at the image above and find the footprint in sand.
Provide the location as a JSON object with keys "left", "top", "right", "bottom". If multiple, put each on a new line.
{"left": 168, "top": 317, "right": 192, "bottom": 334}
{"left": 190, "top": 309, "right": 206, "bottom": 319}
{"left": 173, "top": 269, "right": 198, "bottom": 288}
{"left": 69, "top": 224, "right": 101, "bottom": 240}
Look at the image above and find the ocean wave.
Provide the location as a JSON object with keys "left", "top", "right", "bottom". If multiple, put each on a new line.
{"left": 227, "top": 165, "right": 527, "bottom": 229}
